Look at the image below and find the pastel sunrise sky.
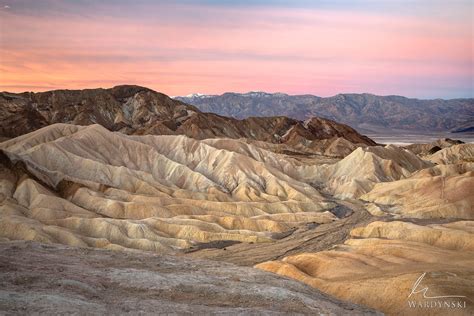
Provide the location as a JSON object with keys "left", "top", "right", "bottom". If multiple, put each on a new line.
{"left": 0, "top": 0, "right": 472, "bottom": 98}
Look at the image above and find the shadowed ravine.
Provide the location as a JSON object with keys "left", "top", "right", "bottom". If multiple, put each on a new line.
{"left": 183, "top": 199, "right": 378, "bottom": 266}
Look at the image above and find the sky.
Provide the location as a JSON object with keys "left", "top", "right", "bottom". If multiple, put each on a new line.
{"left": 0, "top": 0, "right": 472, "bottom": 98}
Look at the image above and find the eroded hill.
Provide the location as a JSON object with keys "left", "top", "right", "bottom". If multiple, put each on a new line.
{"left": 0, "top": 87, "right": 473, "bottom": 315}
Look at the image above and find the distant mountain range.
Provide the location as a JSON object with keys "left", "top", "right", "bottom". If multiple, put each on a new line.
{"left": 175, "top": 92, "right": 474, "bottom": 133}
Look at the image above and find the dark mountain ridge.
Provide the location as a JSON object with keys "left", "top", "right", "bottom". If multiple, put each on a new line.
{"left": 0, "top": 85, "right": 375, "bottom": 148}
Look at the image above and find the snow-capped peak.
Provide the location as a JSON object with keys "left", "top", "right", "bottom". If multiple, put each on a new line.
{"left": 173, "top": 93, "right": 216, "bottom": 99}
{"left": 185, "top": 93, "right": 206, "bottom": 98}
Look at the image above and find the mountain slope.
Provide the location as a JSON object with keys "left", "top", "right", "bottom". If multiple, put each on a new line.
{"left": 176, "top": 92, "right": 474, "bottom": 132}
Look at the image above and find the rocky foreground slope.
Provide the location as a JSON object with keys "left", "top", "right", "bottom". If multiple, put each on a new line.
{"left": 0, "top": 241, "right": 378, "bottom": 315}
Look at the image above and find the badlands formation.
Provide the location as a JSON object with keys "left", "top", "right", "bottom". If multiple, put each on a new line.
{"left": 0, "top": 86, "right": 473, "bottom": 315}
{"left": 0, "top": 123, "right": 339, "bottom": 250}
{"left": 257, "top": 144, "right": 474, "bottom": 315}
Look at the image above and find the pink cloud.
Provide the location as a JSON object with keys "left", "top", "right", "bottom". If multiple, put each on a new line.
{"left": 0, "top": 4, "right": 471, "bottom": 98}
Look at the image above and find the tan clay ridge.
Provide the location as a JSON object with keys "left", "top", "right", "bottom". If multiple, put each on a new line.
{"left": 256, "top": 220, "right": 474, "bottom": 316}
